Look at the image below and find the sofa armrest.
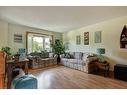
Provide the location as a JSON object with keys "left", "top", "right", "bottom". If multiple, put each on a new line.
{"left": 84, "top": 56, "right": 98, "bottom": 73}
{"left": 86, "top": 56, "right": 98, "bottom": 64}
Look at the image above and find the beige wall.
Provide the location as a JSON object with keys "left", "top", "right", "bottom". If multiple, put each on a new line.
{"left": 63, "top": 16, "right": 127, "bottom": 71}
{"left": 0, "top": 20, "right": 62, "bottom": 54}
{"left": 0, "top": 20, "right": 8, "bottom": 47}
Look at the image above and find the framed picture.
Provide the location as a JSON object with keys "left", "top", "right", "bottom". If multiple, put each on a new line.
{"left": 94, "top": 31, "right": 102, "bottom": 43}
{"left": 76, "top": 35, "right": 81, "bottom": 45}
{"left": 14, "top": 34, "right": 23, "bottom": 43}
{"left": 84, "top": 32, "right": 89, "bottom": 45}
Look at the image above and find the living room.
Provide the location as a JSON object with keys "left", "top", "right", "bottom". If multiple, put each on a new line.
{"left": 0, "top": 6, "right": 127, "bottom": 90}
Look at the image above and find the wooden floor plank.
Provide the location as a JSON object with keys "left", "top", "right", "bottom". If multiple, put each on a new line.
{"left": 29, "top": 66, "right": 127, "bottom": 89}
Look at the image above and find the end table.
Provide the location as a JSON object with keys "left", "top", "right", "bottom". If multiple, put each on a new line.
{"left": 95, "top": 61, "right": 110, "bottom": 77}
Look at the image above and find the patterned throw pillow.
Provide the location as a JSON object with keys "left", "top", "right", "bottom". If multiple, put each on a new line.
{"left": 64, "top": 53, "right": 74, "bottom": 59}
{"left": 82, "top": 54, "right": 89, "bottom": 62}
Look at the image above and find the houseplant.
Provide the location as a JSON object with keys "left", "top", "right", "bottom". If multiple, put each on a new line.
{"left": 51, "top": 39, "right": 65, "bottom": 63}
{"left": 1, "top": 46, "right": 12, "bottom": 60}
{"left": 1, "top": 46, "right": 12, "bottom": 55}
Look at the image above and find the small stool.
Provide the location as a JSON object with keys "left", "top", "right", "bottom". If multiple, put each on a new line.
{"left": 12, "top": 74, "right": 37, "bottom": 89}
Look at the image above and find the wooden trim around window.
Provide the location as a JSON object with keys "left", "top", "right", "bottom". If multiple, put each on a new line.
{"left": 26, "top": 31, "right": 54, "bottom": 54}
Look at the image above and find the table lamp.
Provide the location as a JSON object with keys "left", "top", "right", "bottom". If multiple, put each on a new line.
{"left": 96, "top": 48, "right": 105, "bottom": 62}
{"left": 19, "top": 48, "right": 26, "bottom": 60}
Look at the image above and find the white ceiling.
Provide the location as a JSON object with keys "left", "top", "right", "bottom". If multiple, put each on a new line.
{"left": 0, "top": 6, "right": 127, "bottom": 32}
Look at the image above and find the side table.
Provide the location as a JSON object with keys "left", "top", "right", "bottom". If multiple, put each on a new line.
{"left": 6, "top": 58, "right": 29, "bottom": 89}
{"left": 95, "top": 61, "right": 110, "bottom": 77}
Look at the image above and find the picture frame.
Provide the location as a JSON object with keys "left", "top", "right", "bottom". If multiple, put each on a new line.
{"left": 14, "top": 34, "right": 23, "bottom": 43}
{"left": 94, "top": 31, "right": 102, "bottom": 43}
{"left": 76, "top": 35, "right": 81, "bottom": 45}
{"left": 84, "top": 32, "right": 89, "bottom": 45}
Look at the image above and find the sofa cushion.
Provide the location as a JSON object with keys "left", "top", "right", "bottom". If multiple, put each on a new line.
{"left": 30, "top": 52, "right": 41, "bottom": 57}
{"left": 69, "top": 59, "right": 77, "bottom": 64}
{"left": 74, "top": 52, "right": 83, "bottom": 59}
{"left": 40, "top": 52, "right": 49, "bottom": 58}
{"left": 69, "top": 52, "right": 75, "bottom": 56}
{"left": 68, "top": 59, "right": 84, "bottom": 65}
{"left": 61, "top": 58, "right": 68, "bottom": 63}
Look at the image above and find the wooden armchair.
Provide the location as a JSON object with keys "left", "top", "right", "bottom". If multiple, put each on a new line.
{"left": 0, "top": 51, "right": 6, "bottom": 89}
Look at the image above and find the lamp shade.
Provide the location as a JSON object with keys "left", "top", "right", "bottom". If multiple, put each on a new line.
{"left": 19, "top": 48, "right": 25, "bottom": 54}
{"left": 96, "top": 48, "right": 105, "bottom": 54}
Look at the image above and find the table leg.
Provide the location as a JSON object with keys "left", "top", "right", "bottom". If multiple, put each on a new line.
{"left": 7, "top": 64, "right": 13, "bottom": 89}
{"left": 104, "top": 66, "right": 109, "bottom": 77}
{"left": 105, "top": 65, "right": 109, "bottom": 77}
{"left": 25, "top": 62, "right": 28, "bottom": 75}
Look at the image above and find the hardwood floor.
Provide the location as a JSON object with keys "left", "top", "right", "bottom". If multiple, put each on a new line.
{"left": 29, "top": 65, "right": 127, "bottom": 89}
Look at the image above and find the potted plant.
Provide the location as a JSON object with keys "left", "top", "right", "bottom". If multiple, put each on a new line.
{"left": 1, "top": 46, "right": 11, "bottom": 55}
{"left": 1, "top": 46, "right": 12, "bottom": 60}
{"left": 51, "top": 39, "right": 65, "bottom": 63}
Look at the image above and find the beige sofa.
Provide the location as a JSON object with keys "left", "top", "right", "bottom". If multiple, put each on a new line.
{"left": 60, "top": 52, "right": 98, "bottom": 73}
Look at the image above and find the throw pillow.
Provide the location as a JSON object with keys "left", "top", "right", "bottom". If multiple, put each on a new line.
{"left": 82, "top": 54, "right": 89, "bottom": 62}
{"left": 64, "top": 53, "right": 74, "bottom": 59}
{"left": 64, "top": 53, "right": 70, "bottom": 58}
{"left": 49, "top": 53, "right": 54, "bottom": 58}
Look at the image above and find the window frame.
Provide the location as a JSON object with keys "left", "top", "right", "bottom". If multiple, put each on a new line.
{"left": 26, "top": 32, "right": 54, "bottom": 54}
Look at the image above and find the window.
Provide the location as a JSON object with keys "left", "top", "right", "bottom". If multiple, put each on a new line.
{"left": 27, "top": 32, "right": 52, "bottom": 54}
{"left": 32, "top": 36, "right": 44, "bottom": 52}
{"left": 44, "top": 37, "right": 50, "bottom": 52}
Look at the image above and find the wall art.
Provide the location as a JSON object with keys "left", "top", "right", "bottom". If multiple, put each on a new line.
{"left": 14, "top": 34, "right": 23, "bottom": 43}
{"left": 94, "top": 31, "right": 101, "bottom": 43}
{"left": 84, "top": 32, "right": 89, "bottom": 45}
{"left": 76, "top": 35, "right": 81, "bottom": 45}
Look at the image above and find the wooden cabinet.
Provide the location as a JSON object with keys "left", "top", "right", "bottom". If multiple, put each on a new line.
{"left": 0, "top": 51, "right": 6, "bottom": 89}
{"left": 114, "top": 64, "right": 127, "bottom": 81}
{"left": 120, "top": 25, "right": 127, "bottom": 48}
{"left": 0, "top": 74, "right": 4, "bottom": 89}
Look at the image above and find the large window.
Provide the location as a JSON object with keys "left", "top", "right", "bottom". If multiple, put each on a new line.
{"left": 27, "top": 32, "right": 52, "bottom": 54}
{"left": 33, "top": 36, "right": 44, "bottom": 52}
